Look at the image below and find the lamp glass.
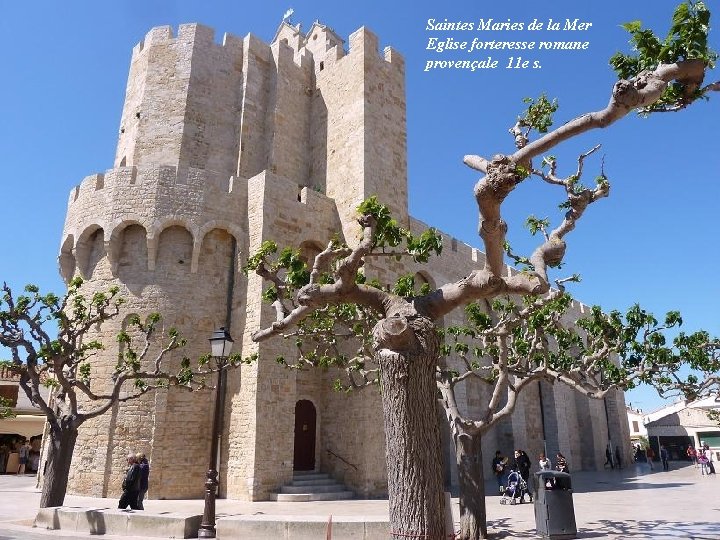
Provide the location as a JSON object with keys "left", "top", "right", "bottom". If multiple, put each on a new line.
{"left": 209, "top": 327, "right": 234, "bottom": 358}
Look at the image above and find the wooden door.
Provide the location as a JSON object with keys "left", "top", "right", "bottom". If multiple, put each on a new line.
{"left": 293, "top": 400, "right": 316, "bottom": 471}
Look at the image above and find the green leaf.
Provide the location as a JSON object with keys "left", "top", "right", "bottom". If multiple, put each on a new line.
{"left": 517, "top": 93, "right": 559, "bottom": 133}
{"left": 243, "top": 240, "right": 278, "bottom": 274}
{"left": 392, "top": 274, "right": 415, "bottom": 297}
{"left": 525, "top": 215, "right": 550, "bottom": 236}
{"left": 611, "top": 2, "right": 718, "bottom": 112}
{"left": 262, "top": 285, "right": 279, "bottom": 302}
{"left": 621, "top": 20, "right": 643, "bottom": 33}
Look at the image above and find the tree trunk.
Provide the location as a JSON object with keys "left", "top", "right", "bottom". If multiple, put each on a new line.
{"left": 40, "top": 422, "right": 79, "bottom": 508}
{"left": 455, "top": 431, "right": 488, "bottom": 540}
{"left": 374, "top": 314, "right": 446, "bottom": 540}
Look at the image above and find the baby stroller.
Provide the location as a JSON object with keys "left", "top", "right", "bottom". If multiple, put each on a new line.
{"left": 500, "top": 470, "right": 528, "bottom": 505}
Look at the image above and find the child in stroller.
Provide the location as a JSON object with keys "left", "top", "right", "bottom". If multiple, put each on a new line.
{"left": 500, "top": 470, "right": 529, "bottom": 505}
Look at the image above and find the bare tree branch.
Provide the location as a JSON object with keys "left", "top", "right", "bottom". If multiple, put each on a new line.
{"left": 463, "top": 155, "right": 489, "bottom": 173}
{"left": 512, "top": 60, "right": 707, "bottom": 165}
{"left": 252, "top": 216, "right": 390, "bottom": 342}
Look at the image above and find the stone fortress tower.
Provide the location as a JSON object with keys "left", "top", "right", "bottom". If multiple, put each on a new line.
{"left": 58, "top": 19, "right": 631, "bottom": 500}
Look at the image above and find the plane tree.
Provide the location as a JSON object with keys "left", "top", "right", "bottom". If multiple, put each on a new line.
{"left": 247, "top": 2, "right": 718, "bottom": 538}
{"left": 249, "top": 240, "right": 720, "bottom": 539}
{"left": 0, "top": 278, "right": 254, "bottom": 507}
{"left": 437, "top": 291, "right": 720, "bottom": 539}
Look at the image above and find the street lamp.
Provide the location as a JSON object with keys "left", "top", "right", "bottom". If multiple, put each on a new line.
{"left": 198, "top": 327, "right": 233, "bottom": 538}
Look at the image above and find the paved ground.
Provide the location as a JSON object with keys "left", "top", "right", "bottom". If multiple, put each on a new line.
{"left": 0, "top": 462, "right": 718, "bottom": 538}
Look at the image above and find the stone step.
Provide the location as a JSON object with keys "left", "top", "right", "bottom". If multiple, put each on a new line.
{"left": 273, "top": 491, "right": 355, "bottom": 502}
{"left": 280, "top": 483, "right": 346, "bottom": 494}
{"left": 291, "top": 472, "right": 329, "bottom": 481}
{"left": 274, "top": 470, "right": 354, "bottom": 502}
{"left": 291, "top": 478, "right": 339, "bottom": 487}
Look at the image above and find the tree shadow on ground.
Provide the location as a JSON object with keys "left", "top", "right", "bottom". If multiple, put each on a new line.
{"left": 573, "top": 480, "right": 693, "bottom": 493}
{"left": 487, "top": 518, "right": 720, "bottom": 539}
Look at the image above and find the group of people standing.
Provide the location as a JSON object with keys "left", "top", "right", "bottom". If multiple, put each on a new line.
{"left": 633, "top": 442, "right": 717, "bottom": 474}
{"left": 492, "top": 450, "right": 531, "bottom": 501}
{"left": 118, "top": 452, "right": 150, "bottom": 510}
{"left": 492, "top": 449, "right": 569, "bottom": 497}
{"left": 634, "top": 443, "right": 670, "bottom": 471}
{"left": 687, "top": 443, "right": 716, "bottom": 475}
{"left": 0, "top": 438, "right": 36, "bottom": 474}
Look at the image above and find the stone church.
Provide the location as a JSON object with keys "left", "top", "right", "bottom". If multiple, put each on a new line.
{"left": 57, "top": 19, "right": 630, "bottom": 500}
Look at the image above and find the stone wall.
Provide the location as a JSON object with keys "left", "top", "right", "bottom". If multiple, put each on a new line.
{"left": 58, "top": 20, "right": 631, "bottom": 502}
{"left": 115, "top": 25, "right": 244, "bottom": 177}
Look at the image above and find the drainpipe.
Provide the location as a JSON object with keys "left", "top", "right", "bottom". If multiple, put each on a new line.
{"left": 216, "top": 237, "right": 237, "bottom": 495}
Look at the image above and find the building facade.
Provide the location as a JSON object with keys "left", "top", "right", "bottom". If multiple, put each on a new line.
{"left": 627, "top": 405, "right": 648, "bottom": 443}
{"left": 643, "top": 398, "right": 720, "bottom": 461}
{"left": 57, "top": 20, "right": 631, "bottom": 500}
{"left": 0, "top": 367, "right": 49, "bottom": 473}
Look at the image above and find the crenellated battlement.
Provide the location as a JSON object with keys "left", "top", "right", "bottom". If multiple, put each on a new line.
{"left": 61, "top": 165, "right": 250, "bottom": 283}
{"left": 408, "top": 216, "right": 594, "bottom": 320}
{"left": 127, "top": 21, "right": 404, "bottom": 83}
{"left": 307, "top": 25, "right": 404, "bottom": 78}
{"left": 271, "top": 22, "right": 403, "bottom": 76}
{"left": 248, "top": 169, "right": 339, "bottom": 219}
{"left": 270, "top": 36, "right": 312, "bottom": 74}
{"left": 346, "top": 26, "right": 404, "bottom": 70}
{"left": 131, "top": 23, "right": 243, "bottom": 61}
{"left": 409, "top": 216, "right": 486, "bottom": 282}
{"left": 64, "top": 166, "right": 246, "bottom": 256}
{"left": 68, "top": 166, "right": 239, "bottom": 205}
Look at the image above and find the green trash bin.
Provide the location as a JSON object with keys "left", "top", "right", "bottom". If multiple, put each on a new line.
{"left": 533, "top": 471, "right": 577, "bottom": 539}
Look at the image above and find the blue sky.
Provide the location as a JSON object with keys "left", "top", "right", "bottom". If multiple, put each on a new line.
{"left": 0, "top": 0, "right": 718, "bottom": 412}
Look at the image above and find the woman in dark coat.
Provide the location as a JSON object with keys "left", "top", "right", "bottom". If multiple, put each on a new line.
{"left": 513, "top": 449, "right": 533, "bottom": 502}
{"left": 118, "top": 454, "right": 141, "bottom": 510}
{"left": 514, "top": 450, "right": 532, "bottom": 481}
{"left": 136, "top": 452, "right": 150, "bottom": 510}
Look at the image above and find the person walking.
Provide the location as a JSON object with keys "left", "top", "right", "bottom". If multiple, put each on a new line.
{"left": 687, "top": 445, "right": 697, "bottom": 467}
{"left": 645, "top": 445, "right": 655, "bottom": 471}
{"left": 0, "top": 443, "right": 8, "bottom": 474}
{"left": 118, "top": 454, "right": 141, "bottom": 510}
{"left": 538, "top": 453, "right": 552, "bottom": 471}
{"left": 660, "top": 445, "right": 670, "bottom": 471}
{"left": 698, "top": 448, "right": 709, "bottom": 475}
{"left": 604, "top": 445, "right": 614, "bottom": 469}
{"left": 136, "top": 453, "right": 150, "bottom": 510}
{"left": 614, "top": 445, "right": 623, "bottom": 470}
{"left": 17, "top": 440, "right": 30, "bottom": 475}
{"left": 703, "top": 444, "right": 716, "bottom": 474}
{"left": 492, "top": 451, "right": 508, "bottom": 493}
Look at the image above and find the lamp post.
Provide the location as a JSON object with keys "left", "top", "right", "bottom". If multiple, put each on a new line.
{"left": 198, "top": 327, "right": 233, "bottom": 539}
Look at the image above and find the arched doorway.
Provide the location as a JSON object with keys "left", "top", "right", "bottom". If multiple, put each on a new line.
{"left": 293, "top": 400, "right": 316, "bottom": 471}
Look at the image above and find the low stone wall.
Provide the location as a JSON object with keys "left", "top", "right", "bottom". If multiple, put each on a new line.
{"left": 34, "top": 507, "right": 202, "bottom": 538}
{"left": 216, "top": 515, "right": 390, "bottom": 539}
{"left": 35, "top": 506, "right": 392, "bottom": 539}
